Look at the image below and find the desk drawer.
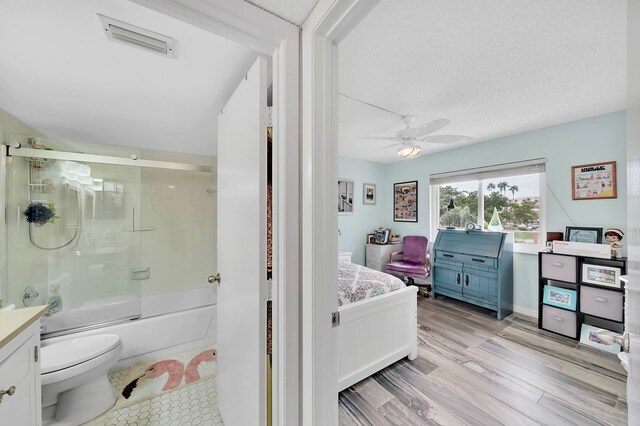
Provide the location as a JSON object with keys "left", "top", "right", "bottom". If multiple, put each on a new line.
{"left": 542, "top": 305, "right": 577, "bottom": 338}
{"left": 436, "top": 252, "right": 496, "bottom": 268}
{"left": 459, "top": 254, "right": 497, "bottom": 268}
{"left": 580, "top": 286, "right": 623, "bottom": 322}
{"left": 541, "top": 254, "right": 577, "bottom": 283}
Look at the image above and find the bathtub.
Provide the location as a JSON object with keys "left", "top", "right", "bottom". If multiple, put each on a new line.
{"left": 42, "top": 286, "right": 217, "bottom": 370}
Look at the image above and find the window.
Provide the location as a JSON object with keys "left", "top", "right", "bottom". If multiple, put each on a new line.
{"left": 430, "top": 159, "right": 545, "bottom": 253}
{"left": 438, "top": 180, "right": 478, "bottom": 229}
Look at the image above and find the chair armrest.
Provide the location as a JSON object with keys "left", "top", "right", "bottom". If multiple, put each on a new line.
{"left": 389, "top": 250, "right": 403, "bottom": 263}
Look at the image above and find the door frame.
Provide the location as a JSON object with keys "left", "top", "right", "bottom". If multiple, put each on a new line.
{"left": 130, "top": 1, "right": 299, "bottom": 424}
{"left": 626, "top": 0, "right": 639, "bottom": 422}
{"left": 301, "top": 0, "right": 380, "bottom": 423}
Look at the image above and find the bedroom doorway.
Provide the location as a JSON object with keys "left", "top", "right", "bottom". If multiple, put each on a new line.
{"left": 303, "top": 1, "right": 634, "bottom": 425}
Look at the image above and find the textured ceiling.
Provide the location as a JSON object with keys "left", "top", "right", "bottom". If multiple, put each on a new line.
{"left": 244, "top": 0, "right": 319, "bottom": 25}
{"left": 0, "top": 0, "right": 257, "bottom": 156}
{"left": 338, "top": 0, "right": 627, "bottom": 163}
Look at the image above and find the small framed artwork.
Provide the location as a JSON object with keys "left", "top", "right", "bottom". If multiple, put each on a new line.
{"left": 579, "top": 324, "right": 621, "bottom": 354}
{"left": 363, "top": 183, "right": 376, "bottom": 205}
{"left": 581, "top": 263, "right": 621, "bottom": 288}
{"left": 543, "top": 285, "right": 577, "bottom": 311}
{"left": 572, "top": 161, "right": 617, "bottom": 200}
{"left": 565, "top": 226, "right": 603, "bottom": 244}
{"left": 366, "top": 234, "right": 376, "bottom": 244}
{"left": 393, "top": 180, "right": 418, "bottom": 222}
{"left": 338, "top": 179, "right": 354, "bottom": 215}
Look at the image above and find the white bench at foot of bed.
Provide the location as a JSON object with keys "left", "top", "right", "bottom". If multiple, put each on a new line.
{"left": 337, "top": 285, "right": 418, "bottom": 391}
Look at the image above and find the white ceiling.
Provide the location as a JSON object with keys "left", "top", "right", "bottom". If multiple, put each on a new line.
{"left": 338, "top": 0, "right": 627, "bottom": 163}
{"left": 0, "top": 0, "right": 258, "bottom": 156}
{"left": 244, "top": 0, "right": 319, "bottom": 25}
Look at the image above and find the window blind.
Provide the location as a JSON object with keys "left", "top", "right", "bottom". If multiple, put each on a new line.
{"left": 429, "top": 158, "right": 546, "bottom": 186}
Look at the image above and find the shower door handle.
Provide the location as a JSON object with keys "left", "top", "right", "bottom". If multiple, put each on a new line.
{"left": 209, "top": 274, "right": 221, "bottom": 285}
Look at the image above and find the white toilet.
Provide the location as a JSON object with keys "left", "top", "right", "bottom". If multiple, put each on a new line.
{"left": 41, "top": 334, "right": 123, "bottom": 426}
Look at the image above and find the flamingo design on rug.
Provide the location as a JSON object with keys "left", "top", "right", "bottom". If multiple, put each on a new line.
{"left": 185, "top": 349, "right": 217, "bottom": 384}
{"left": 122, "top": 359, "right": 185, "bottom": 399}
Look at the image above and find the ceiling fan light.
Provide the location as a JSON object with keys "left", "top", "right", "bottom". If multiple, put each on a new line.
{"left": 397, "top": 145, "right": 421, "bottom": 159}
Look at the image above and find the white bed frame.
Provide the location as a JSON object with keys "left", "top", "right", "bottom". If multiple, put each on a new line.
{"left": 337, "top": 285, "right": 418, "bottom": 391}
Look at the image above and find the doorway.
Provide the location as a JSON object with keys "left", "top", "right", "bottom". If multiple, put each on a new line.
{"left": 0, "top": 0, "right": 299, "bottom": 424}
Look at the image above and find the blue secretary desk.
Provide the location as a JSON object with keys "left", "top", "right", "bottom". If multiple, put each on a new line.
{"left": 432, "top": 229, "right": 514, "bottom": 320}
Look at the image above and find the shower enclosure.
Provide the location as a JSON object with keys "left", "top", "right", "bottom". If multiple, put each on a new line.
{"left": 1, "top": 135, "right": 216, "bottom": 336}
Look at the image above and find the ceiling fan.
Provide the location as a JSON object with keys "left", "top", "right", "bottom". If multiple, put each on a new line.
{"left": 365, "top": 115, "right": 474, "bottom": 159}
{"left": 339, "top": 93, "right": 473, "bottom": 159}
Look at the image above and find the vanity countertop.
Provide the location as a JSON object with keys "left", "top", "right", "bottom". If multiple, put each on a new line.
{"left": 0, "top": 305, "right": 48, "bottom": 349}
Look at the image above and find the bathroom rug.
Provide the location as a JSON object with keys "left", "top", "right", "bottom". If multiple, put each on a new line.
{"left": 113, "top": 345, "right": 217, "bottom": 410}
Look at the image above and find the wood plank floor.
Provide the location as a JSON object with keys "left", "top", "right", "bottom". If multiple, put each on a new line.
{"left": 339, "top": 296, "right": 628, "bottom": 426}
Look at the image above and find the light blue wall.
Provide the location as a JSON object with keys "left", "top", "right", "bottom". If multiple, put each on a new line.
{"left": 338, "top": 157, "right": 391, "bottom": 265}
{"left": 340, "top": 111, "right": 627, "bottom": 315}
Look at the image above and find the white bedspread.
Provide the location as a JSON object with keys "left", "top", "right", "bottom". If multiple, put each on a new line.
{"left": 338, "top": 262, "right": 405, "bottom": 306}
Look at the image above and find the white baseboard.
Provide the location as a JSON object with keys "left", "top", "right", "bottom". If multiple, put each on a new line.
{"left": 510, "top": 305, "right": 538, "bottom": 320}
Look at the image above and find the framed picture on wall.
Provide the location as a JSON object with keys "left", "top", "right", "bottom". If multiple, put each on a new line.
{"left": 571, "top": 161, "right": 617, "bottom": 200}
{"left": 393, "top": 180, "right": 418, "bottom": 222}
{"left": 363, "top": 183, "right": 376, "bottom": 205}
{"left": 338, "top": 179, "right": 354, "bottom": 215}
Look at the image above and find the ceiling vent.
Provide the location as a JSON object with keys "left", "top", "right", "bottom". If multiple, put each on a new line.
{"left": 98, "top": 14, "right": 175, "bottom": 58}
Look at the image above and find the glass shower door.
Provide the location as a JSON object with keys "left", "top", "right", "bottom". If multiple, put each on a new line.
{"left": 6, "top": 150, "right": 143, "bottom": 335}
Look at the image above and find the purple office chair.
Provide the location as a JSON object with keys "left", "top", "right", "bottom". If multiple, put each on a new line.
{"left": 385, "top": 236, "right": 430, "bottom": 288}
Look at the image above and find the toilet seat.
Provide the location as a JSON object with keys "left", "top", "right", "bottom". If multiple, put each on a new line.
{"left": 42, "top": 334, "right": 121, "bottom": 374}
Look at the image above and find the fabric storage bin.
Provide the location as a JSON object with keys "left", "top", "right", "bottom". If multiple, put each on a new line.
{"left": 542, "top": 305, "right": 577, "bottom": 338}
{"left": 581, "top": 286, "right": 624, "bottom": 322}
{"left": 541, "top": 254, "right": 577, "bottom": 283}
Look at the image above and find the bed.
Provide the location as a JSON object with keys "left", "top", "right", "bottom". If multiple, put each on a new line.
{"left": 337, "top": 262, "right": 418, "bottom": 391}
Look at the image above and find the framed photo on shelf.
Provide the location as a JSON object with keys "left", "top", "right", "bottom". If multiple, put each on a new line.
{"left": 579, "top": 324, "right": 621, "bottom": 354}
{"left": 373, "top": 228, "right": 390, "bottom": 244}
{"left": 393, "top": 180, "right": 418, "bottom": 222}
{"left": 565, "top": 226, "right": 603, "bottom": 244}
{"left": 581, "top": 263, "right": 621, "bottom": 288}
{"left": 363, "top": 183, "right": 376, "bottom": 205}
{"left": 366, "top": 234, "right": 376, "bottom": 244}
{"left": 542, "top": 285, "right": 577, "bottom": 311}
{"left": 572, "top": 161, "right": 617, "bottom": 200}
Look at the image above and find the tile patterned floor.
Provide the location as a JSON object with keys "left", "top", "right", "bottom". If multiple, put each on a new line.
{"left": 86, "top": 367, "right": 223, "bottom": 426}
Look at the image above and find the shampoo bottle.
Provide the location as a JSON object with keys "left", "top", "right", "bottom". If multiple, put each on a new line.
{"left": 46, "top": 282, "right": 63, "bottom": 315}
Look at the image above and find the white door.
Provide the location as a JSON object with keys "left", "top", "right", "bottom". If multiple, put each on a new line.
{"left": 627, "top": 0, "right": 640, "bottom": 421}
{"left": 217, "top": 56, "right": 268, "bottom": 426}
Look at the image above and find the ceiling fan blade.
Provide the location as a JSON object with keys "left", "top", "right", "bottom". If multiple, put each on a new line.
{"left": 412, "top": 118, "right": 451, "bottom": 139}
{"left": 420, "top": 135, "right": 474, "bottom": 144}
{"left": 395, "top": 118, "right": 450, "bottom": 140}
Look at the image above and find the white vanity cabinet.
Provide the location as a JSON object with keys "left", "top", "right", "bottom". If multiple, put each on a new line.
{"left": 0, "top": 306, "right": 47, "bottom": 426}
